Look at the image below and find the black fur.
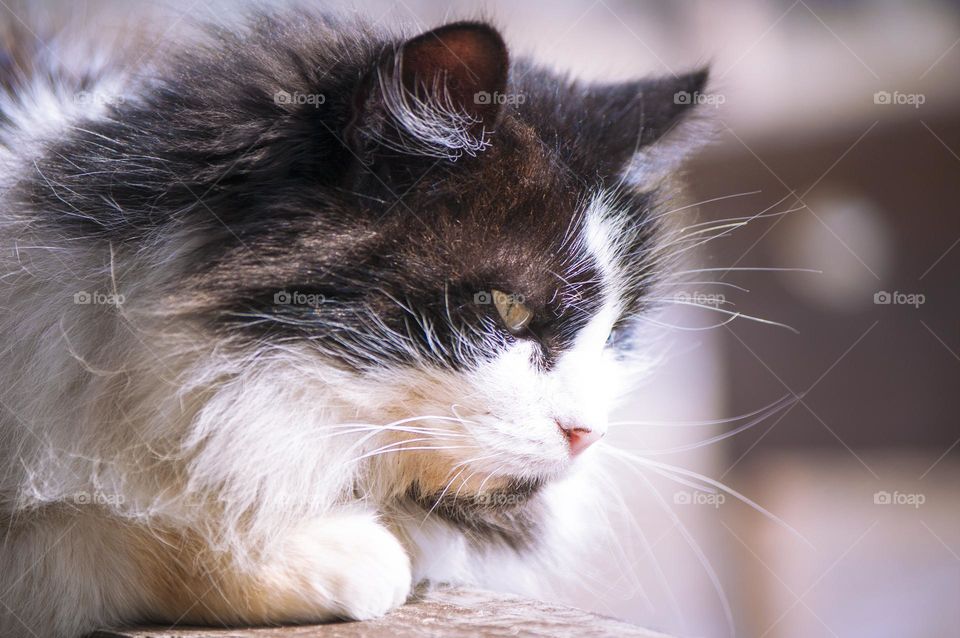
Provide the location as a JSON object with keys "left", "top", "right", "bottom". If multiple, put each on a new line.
{"left": 11, "top": 10, "right": 707, "bottom": 372}
{"left": 403, "top": 478, "right": 545, "bottom": 552}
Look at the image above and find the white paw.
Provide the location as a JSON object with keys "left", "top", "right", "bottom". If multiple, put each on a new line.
{"left": 274, "top": 513, "right": 412, "bottom": 621}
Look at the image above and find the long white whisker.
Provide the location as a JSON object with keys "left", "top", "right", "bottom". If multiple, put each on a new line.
{"left": 316, "top": 424, "right": 471, "bottom": 440}
{"left": 661, "top": 280, "right": 751, "bottom": 292}
{"left": 612, "top": 460, "right": 737, "bottom": 638}
{"left": 674, "top": 267, "right": 822, "bottom": 276}
{"left": 420, "top": 464, "right": 471, "bottom": 524}
{"left": 600, "top": 447, "right": 813, "bottom": 547}
{"left": 610, "top": 393, "right": 794, "bottom": 427}
{"left": 640, "top": 313, "right": 739, "bottom": 332}
{"left": 658, "top": 300, "right": 801, "bottom": 334}
{"left": 649, "top": 190, "right": 763, "bottom": 221}
{"left": 624, "top": 395, "right": 799, "bottom": 455}
{"left": 341, "top": 414, "right": 478, "bottom": 456}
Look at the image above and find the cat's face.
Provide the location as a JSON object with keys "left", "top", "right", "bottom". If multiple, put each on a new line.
{"left": 343, "top": 188, "right": 632, "bottom": 491}
{"left": 35, "top": 18, "right": 705, "bottom": 508}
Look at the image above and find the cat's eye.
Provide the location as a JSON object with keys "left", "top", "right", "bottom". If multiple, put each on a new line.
{"left": 492, "top": 289, "right": 532, "bottom": 333}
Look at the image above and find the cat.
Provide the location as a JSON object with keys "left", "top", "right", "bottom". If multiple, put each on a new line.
{"left": 0, "top": 6, "right": 709, "bottom": 637}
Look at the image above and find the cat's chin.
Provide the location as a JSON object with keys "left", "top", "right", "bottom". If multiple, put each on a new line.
{"left": 405, "top": 472, "right": 544, "bottom": 517}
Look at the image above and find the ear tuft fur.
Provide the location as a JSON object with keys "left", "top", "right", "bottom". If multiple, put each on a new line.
{"left": 351, "top": 22, "right": 509, "bottom": 162}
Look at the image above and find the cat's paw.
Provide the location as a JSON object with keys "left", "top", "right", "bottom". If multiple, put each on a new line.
{"left": 272, "top": 513, "right": 412, "bottom": 621}
{"left": 317, "top": 515, "right": 412, "bottom": 620}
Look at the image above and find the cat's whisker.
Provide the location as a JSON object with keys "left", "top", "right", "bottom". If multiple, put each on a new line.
{"left": 674, "top": 207, "right": 806, "bottom": 240}
{"left": 648, "top": 189, "right": 764, "bottom": 222}
{"left": 588, "top": 469, "right": 665, "bottom": 618}
{"left": 664, "top": 189, "right": 797, "bottom": 235}
{"left": 453, "top": 465, "right": 490, "bottom": 501}
{"left": 609, "top": 393, "right": 794, "bottom": 427}
{"left": 610, "top": 459, "right": 736, "bottom": 638}
{"left": 316, "top": 422, "right": 473, "bottom": 438}
{"left": 662, "top": 205, "right": 807, "bottom": 255}
{"left": 449, "top": 404, "right": 481, "bottom": 435}
{"left": 418, "top": 451, "right": 506, "bottom": 526}
{"left": 640, "top": 314, "right": 739, "bottom": 332}
{"left": 333, "top": 414, "right": 480, "bottom": 455}
{"left": 647, "top": 296, "right": 737, "bottom": 308}
{"left": 599, "top": 446, "right": 813, "bottom": 547}
{"left": 656, "top": 193, "right": 800, "bottom": 260}
{"left": 420, "top": 464, "right": 471, "bottom": 524}
{"left": 616, "top": 394, "right": 798, "bottom": 455}
{"left": 672, "top": 202, "right": 800, "bottom": 236}
{"left": 673, "top": 266, "right": 822, "bottom": 276}
{"left": 656, "top": 299, "right": 801, "bottom": 334}
{"left": 316, "top": 427, "right": 471, "bottom": 443}
{"left": 475, "top": 459, "right": 513, "bottom": 495}
{"left": 660, "top": 280, "right": 750, "bottom": 292}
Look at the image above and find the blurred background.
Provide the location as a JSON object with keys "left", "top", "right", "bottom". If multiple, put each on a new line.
{"left": 17, "top": 0, "right": 959, "bottom": 636}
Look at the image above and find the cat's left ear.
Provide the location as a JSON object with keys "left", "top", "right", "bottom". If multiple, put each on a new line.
{"left": 580, "top": 69, "right": 713, "bottom": 186}
{"left": 347, "top": 22, "right": 509, "bottom": 163}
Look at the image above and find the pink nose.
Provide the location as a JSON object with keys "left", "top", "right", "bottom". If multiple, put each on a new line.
{"left": 557, "top": 422, "right": 603, "bottom": 456}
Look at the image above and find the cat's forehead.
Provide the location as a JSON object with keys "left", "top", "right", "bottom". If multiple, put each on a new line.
{"left": 377, "top": 179, "right": 601, "bottom": 314}
{"left": 383, "top": 121, "right": 584, "bottom": 259}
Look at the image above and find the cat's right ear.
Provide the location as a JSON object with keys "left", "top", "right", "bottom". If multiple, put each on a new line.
{"left": 345, "top": 22, "right": 510, "bottom": 166}
{"left": 575, "top": 69, "right": 713, "bottom": 187}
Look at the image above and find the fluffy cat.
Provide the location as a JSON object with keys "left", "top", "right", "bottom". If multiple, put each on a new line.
{"left": 0, "top": 7, "right": 709, "bottom": 637}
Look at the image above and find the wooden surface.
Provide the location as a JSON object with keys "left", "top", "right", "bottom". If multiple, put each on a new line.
{"left": 90, "top": 588, "right": 669, "bottom": 637}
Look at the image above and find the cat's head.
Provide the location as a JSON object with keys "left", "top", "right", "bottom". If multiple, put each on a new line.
{"left": 34, "top": 16, "right": 709, "bottom": 512}
{"left": 182, "top": 20, "right": 708, "bottom": 502}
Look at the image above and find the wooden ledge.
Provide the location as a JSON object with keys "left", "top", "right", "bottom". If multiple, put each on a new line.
{"left": 90, "top": 588, "right": 669, "bottom": 637}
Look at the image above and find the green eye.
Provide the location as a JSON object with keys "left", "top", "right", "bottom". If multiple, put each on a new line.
{"left": 492, "top": 289, "right": 532, "bottom": 333}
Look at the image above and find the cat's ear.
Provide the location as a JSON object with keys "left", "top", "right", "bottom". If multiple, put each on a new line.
{"left": 347, "top": 22, "right": 509, "bottom": 163}
{"left": 582, "top": 69, "right": 712, "bottom": 186}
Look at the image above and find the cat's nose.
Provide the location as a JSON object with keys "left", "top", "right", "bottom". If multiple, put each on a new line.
{"left": 556, "top": 421, "right": 603, "bottom": 456}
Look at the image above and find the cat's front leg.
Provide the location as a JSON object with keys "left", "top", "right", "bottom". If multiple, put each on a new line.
{"left": 161, "top": 512, "right": 414, "bottom": 625}
{"left": 2, "top": 509, "right": 412, "bottom": 637}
